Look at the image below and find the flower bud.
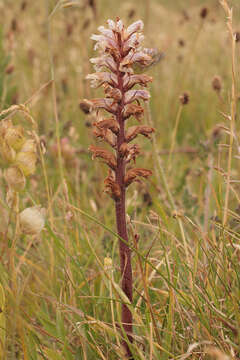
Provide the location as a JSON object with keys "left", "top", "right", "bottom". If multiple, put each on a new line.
{"left": 5, "top": 126, "right": 25, "bottom": 151}
{"left": 4, "top": 166, "right": 26, "bottom": 192}
{"left": 16, "top": 150, "right": 37, "bottom": 176}
{"left": 19, "top": 206, "right": 46, "bottom": 235}
{"left": 20, "top": 139, "right": 37, "bottom": 153}
{"left": 0, "top": 119, "right": 13, "bottom": 139}
{"left": 0, "top": 141, "right": 16, "bottom": 164}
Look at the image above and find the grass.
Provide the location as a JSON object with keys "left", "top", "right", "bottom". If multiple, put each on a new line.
{"left": 1, "top": 0, "right": 240, "bottom": 358}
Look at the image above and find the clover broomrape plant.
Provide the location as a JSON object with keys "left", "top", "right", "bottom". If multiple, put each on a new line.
{"left": 86, "top": 18, "right": 154, "bottom": 358}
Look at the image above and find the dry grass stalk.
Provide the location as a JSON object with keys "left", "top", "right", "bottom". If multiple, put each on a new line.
{"left": 220, "top": 0, "right": 237, "bottom": 226}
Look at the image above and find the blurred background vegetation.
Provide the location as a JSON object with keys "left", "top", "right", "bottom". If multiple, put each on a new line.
{"left": 1, "top": 0, "right": 240, "bottom": 358}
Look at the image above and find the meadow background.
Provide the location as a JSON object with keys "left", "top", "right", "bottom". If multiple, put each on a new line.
{"left": 1, "top": 0, "right": 240, "bottom": 358}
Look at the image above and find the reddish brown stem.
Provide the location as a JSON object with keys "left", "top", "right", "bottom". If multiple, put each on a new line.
{"left": 115, "top": 193, "right": 133, "bottom": 354}
{"left": 115, "top": 43, "right": 133, "bottom": 358}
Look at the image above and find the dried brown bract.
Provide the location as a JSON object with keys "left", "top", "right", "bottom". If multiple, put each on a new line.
{"left": 120, "top": 143, "right": 141, "bottom": 163}
{"left": 104, "top": 170, "right": 121, "bottom": 200}
{"left": 125, "top": 125, "right": 155, "bottom": 142}
{"left": 94, "top": 118, "right": 119, "bottom": 135}
{"left": 125, "top": 168, "right": 152, "bottom": 187}
{"left": 79, "top": 99, "right": 92, "bottom": 114}
{"left": 89, "top": 145, "right": 117, "bottom": 170}
{"left": 123, "top": 103, "right": 144, "bottom": 121}
{"left": 93, "top": 127, "right": 116, "bottom": 148}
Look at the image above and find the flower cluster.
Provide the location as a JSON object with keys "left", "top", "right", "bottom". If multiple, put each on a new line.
{"left": 86, "top": 18, "right": 154, "bottom": 200}
{"left": 0, "top": 119, "right": 37, "bottom": 204}
{"left": 86, "top": 19, "right": 154, "bottom": 356}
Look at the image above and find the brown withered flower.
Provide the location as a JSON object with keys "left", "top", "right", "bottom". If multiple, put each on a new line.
{"left": 200, "top": 7, "right": 208, "bottom": 19}
{"left": 179, "top": 92, "right": 190, "bottom": 105}
{"left": 212, "top": 75, "right": 222, "bottom": 93}
{"left": 85, "top": 18, "right": 154, "bottom": 358}
{"left": 79, "top": 99, "right": 92, "bottom": 114}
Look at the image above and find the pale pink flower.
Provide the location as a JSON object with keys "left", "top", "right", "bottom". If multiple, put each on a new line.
{"left": 107, "top": 18, "right": 124, "bottom": 32}
{"left": 91, "top": 34, "right": 117, "bottom": 52}
{"left": 125, "top": 20, "right": 144, "bottom": 38}
{"left": 120, "top": 49, "right": 152, "bottom": 72}
{"left": 90, "top": 55, "right": 117, "bottom": 72}
{"left": 124, "top": 89, "right": 150, "bottom": 104}
{"left": 123, "top": 33, "right": 145, "bottom": 52}
{"left": 107, "top": 19, "right": 116, "bottom": 30}
{"left": 86, "top": 72, "right": 118, "bottom": 88}
{"left": 123, "top": 73, "right": 152, "bottom": 89}
{"left": 97, "top": 25, "right": 115, "bottom": 39}
{"left": 88, "top": 98, "right": 118, "bottom": 113}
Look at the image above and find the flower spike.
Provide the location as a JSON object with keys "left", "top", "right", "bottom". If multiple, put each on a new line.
{"left": 86, "top": 18, "right": 154, "bottom": 358}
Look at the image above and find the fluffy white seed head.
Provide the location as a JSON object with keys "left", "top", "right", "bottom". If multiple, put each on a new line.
{"left": 19, "top": 206, "right": 46, "bottom": 235}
